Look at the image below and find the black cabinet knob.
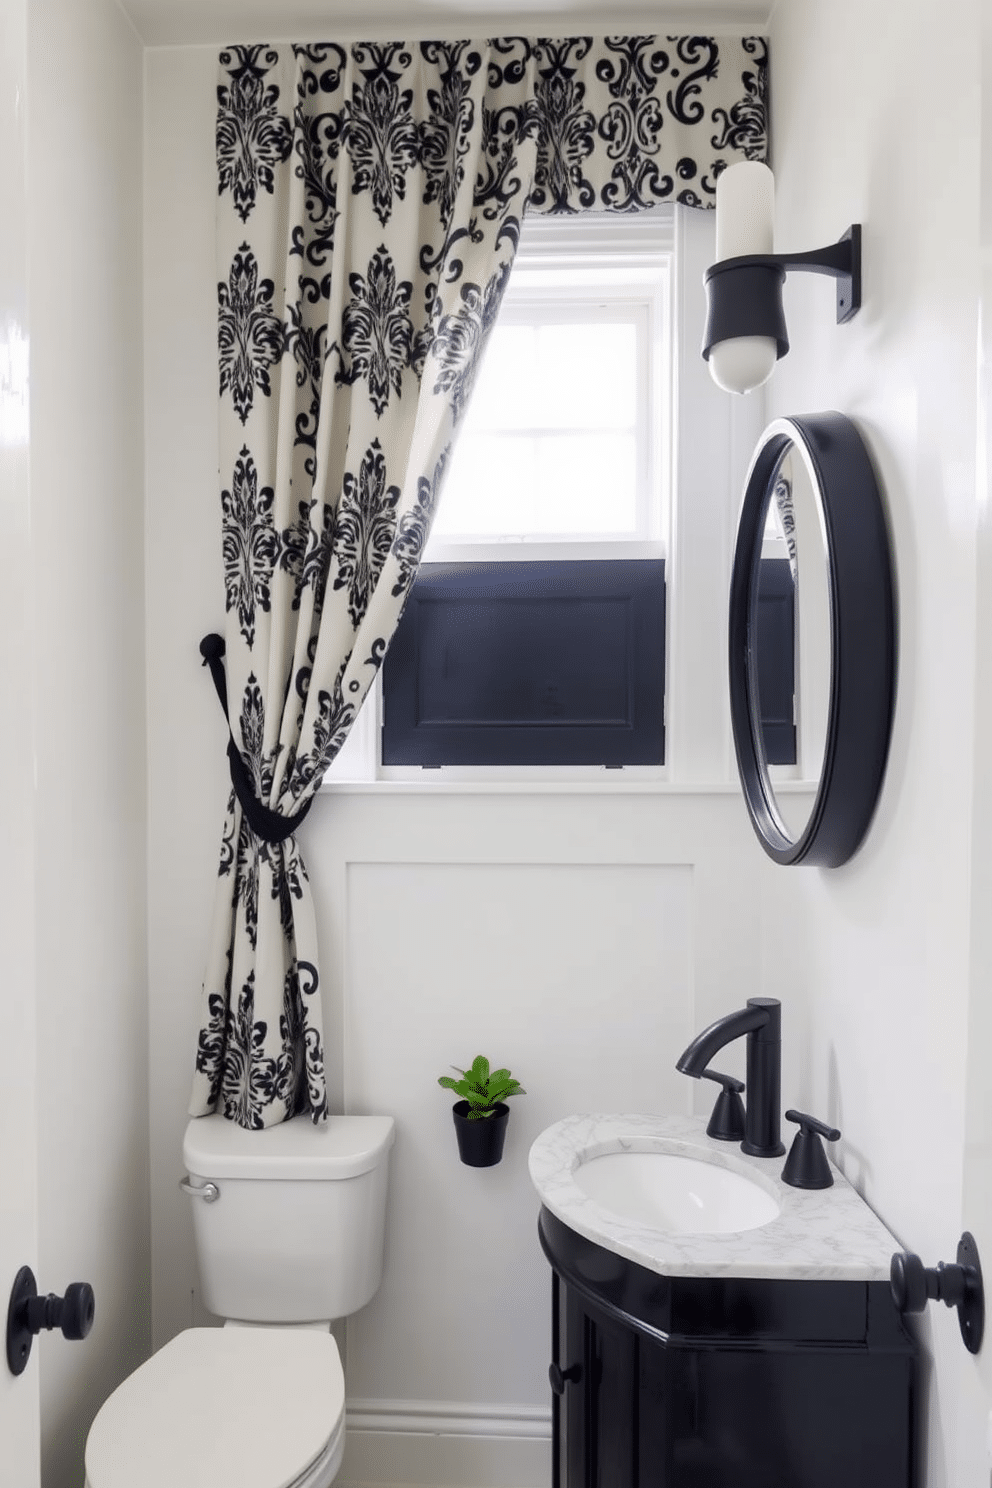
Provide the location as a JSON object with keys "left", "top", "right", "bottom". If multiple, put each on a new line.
{"left": 6, "top": 1267, "right": 95, "bottom": 1377}
{"left": 549, "top": 1361, "right": 582, "bottom": 1395}
{"left": 890, "top": 1232, "right": 984, "bottom": 1355}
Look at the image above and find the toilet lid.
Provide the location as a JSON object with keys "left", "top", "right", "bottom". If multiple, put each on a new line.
{"left": 85, "top": 1327, "right": 345, "bottom": 1488}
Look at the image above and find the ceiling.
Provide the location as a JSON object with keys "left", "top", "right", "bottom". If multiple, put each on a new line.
{"left": 121, "top": 0, "right": 772, "bottom": 48}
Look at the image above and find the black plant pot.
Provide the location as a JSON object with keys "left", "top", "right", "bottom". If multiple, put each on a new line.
{"left": 452, "top": 1101, "right": 509, "bottom": 1167}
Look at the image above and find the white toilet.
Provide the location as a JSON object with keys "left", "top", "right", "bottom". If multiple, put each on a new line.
{"left": 84, "top": 1112, "right": 395, "bottom": 1488}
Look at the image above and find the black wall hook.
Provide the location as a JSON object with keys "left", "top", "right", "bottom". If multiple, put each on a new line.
{"left": 6, "top": 1266, "right": 95, "bottom": 1376}
{"left": 890, "top": 1232, "right": 984, "bottom": 1355}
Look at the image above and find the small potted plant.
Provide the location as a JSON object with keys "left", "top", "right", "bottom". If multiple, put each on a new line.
{"left": 438, "top": 1055, "right": 526, "bottom": 1167}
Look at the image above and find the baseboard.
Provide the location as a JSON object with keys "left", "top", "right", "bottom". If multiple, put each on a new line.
{"left": 339, "top": 1399, "right": 553, "bottom": 1488}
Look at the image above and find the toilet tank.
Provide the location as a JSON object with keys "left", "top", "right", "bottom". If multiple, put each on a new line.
{"left": 182, "top": 1114, "right": 394, "bottom": 1323}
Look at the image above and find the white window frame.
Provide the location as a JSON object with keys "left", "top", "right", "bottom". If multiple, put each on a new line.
{"left": 324, "top": 206, "right": 765, "bottom": 790}
{"left": 424, "top": 212, "right": 672, "bottom": 561}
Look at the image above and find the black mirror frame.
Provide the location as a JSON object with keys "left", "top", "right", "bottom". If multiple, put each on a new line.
{"left": 729, "top": 412, "right": 896, "bottom": 867}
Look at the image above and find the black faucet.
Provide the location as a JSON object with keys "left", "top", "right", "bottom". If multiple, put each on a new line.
{"left": 676, "top": 998, "right": 785, "bottom": 1157}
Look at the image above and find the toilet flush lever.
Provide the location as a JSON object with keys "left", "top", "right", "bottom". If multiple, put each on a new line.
{"left": 179, "top": 1178, "right": 220, "bottom": 1203}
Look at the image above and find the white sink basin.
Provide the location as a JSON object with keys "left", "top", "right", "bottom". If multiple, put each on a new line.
{"left": 529, "top": 1116, "right": 899, "bottom": 1280}
{"left": 573, "top": 1149, "right": 781, "bottom": 1234}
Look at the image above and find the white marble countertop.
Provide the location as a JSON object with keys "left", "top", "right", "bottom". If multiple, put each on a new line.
{"left": 528, "top": 1113, "right": 900, "bottom": 1282}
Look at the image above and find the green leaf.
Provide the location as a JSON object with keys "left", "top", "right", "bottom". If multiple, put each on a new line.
{"left": 470, "top": 1055, "right": 490, "bottom": 1085}
{"left": 488, "top": 1078, "right": 524, "bottom": 1100}
{"left": 438, "top": 1075, "right": 463, "bottom": 1091}
{"left": 463, "top": 1089, "right": 491, "bottom": 1108}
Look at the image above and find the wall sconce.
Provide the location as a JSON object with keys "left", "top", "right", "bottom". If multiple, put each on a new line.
{"left": 702, "top": 162, "right": 862, "bottom": 395}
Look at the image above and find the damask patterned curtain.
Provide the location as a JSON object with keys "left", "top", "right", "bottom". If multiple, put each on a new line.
{"left": 192, "top": 35, "right": 768, "bottom": 1130}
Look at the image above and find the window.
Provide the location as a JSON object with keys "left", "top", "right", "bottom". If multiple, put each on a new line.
{"left": 425, "top": 218, "right": 669, "bottom": 552}
{"left": 324, "top": 205, "right": 772, "bottom": 788}
{"left": 428, "top": 310, "right": 645, "bottom": 542}
{"left": 380, "top": 212, "right": 672, "bottom": 772}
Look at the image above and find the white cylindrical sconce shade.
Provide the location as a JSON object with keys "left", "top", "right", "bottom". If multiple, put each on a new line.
{"left": 709, "top": 161, "right": 778, "bottom": 394}
{"left": 716, "top": 161, "right": 775, "bottom": 258}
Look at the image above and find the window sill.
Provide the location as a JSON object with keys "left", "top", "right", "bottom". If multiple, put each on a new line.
{"left": 317, "top": 778, "right": 820, "bottom": 798}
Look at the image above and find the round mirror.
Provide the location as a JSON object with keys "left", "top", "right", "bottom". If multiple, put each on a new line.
{"left": 729, "top": 413, "right": 896, "bottom": 867}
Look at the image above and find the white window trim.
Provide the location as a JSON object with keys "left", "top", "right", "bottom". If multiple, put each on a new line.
{"left": 323, "top": 205, "right": 767, "bottom": 792}
{"left": 426, "top": 211, "right": 672, "bottom": 557}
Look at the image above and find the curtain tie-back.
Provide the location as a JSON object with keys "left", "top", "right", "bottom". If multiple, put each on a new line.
{"left": 199, "top": 634, "right": 314, "bottom": 846}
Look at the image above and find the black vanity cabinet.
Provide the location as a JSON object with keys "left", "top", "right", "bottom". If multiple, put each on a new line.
{"left": 540, "top": 1208, "right": 917, "bottom": 1488}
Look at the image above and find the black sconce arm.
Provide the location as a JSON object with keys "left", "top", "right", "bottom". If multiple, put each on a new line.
{"left": 702, "top": 226, "right": 862, "bottom": 365}
{"left": 774, "top": 226, "right": 861, "bottom": 314}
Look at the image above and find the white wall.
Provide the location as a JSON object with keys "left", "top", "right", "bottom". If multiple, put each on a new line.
{"left": 766, "top": 0, "right": 987, "bottom": 1482}
{"left": 142, "top": 38, "right": 796, "bottom": 1488}
{"left": 0, "top": 0, "right": 41, "bottom": 1477}
{"left": 961, "top": 0, "right": 992, "bottom": 1464}
{"left": 144, "top": 43, "right": 229, "bottom": 1352}
{"left": 26, "top": 2, "right": 151, "bottom": 1484}
{"left": 965, "top": 0, "right": 992, "bottom": 1415}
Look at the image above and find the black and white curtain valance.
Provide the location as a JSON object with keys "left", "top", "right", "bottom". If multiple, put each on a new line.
{"left": 192, "top": 35, "right": 768, "bottom": 1130}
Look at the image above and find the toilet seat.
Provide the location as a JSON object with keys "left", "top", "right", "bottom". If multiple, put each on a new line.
{"left": 84, "top": 1325, "right": 345, "bottom": 1488}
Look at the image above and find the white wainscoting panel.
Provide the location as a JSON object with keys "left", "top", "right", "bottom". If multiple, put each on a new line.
{"left": 342, "top": 861, "right": 692, "bottom": 1412}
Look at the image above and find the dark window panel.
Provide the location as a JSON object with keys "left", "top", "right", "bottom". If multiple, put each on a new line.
{"left": 382, "top": 560, "right": 666, "bottom": 767}
{"left": 755, "top": 557, "right": 796, "bottom": 767}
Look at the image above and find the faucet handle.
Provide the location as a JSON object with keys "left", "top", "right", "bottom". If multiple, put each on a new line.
{"left": 782, "top": 1109, "right": 841, "bottom": 1189}
{"left": 700, "top": 1068, "right": 746, "bottom": 1142}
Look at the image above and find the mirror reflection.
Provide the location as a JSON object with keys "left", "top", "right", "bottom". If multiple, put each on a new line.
{"left": 750, "top": 445, "right": 832, "bottom": 841}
